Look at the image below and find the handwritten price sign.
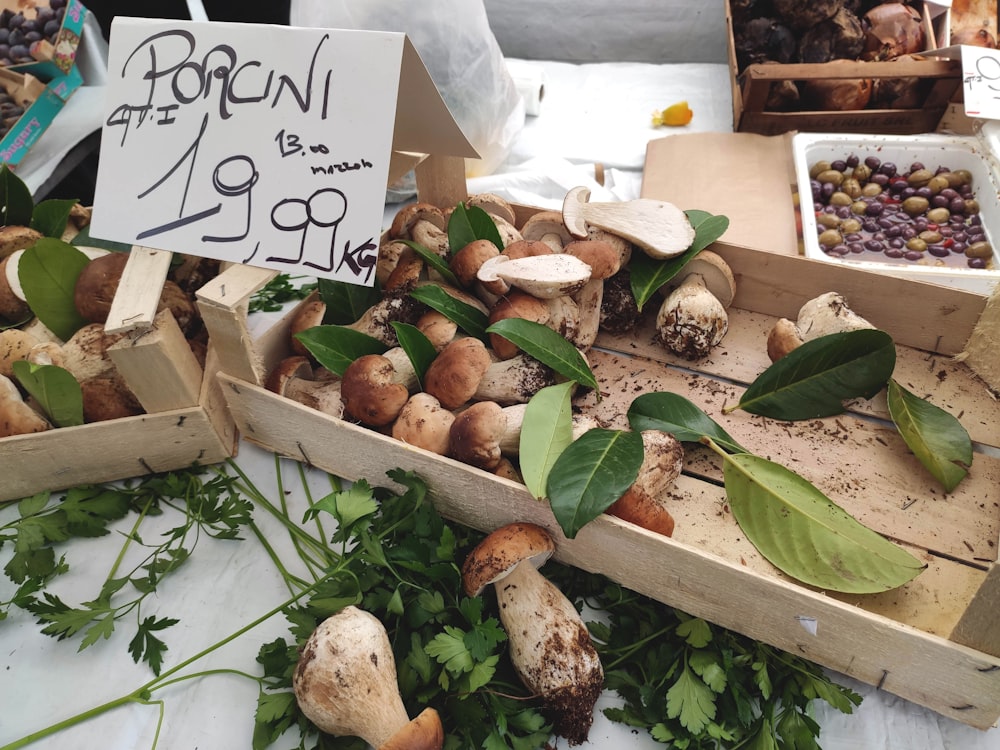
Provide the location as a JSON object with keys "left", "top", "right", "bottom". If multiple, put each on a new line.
{"left": 961, "top": 45, "right": 1000, "bottom": 121}
{"left": 91, "top": 18, "right": 408, "bottom": 285}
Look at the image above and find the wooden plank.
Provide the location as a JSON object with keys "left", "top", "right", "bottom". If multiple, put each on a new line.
{"left": 0, "top": 408, "right": 231, "bottom": 503}
{"left": 217, "top": 372, "right": 1000, "bottom": 730}
{"left": 104, "top": 247, "right": 173, "bottom": 334}
{"left": 108, "top": 309, "right": 203, "bottom": 412}
{"left": 952, "top": 564, "right": 1000, "bottom": 657}
{"left": 414, "top": 154, "right": 468, "bottom": 209}
{"left": 959, "top": 285, "right": 1000, "bottom": 392}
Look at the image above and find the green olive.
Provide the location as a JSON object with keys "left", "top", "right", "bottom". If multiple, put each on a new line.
{"left": 840, "top": 218, "right": 862, "bottom": 233}
{"left": 953, "top": 169, "right": 973, "bottom": 185}
{"left": 851, "top": 164, "right": 872, "bottom": 182}
{"left": 906, "top": 238, "right": 928, "bottom": 253}
{"left": 841, "top": 177, "right": 862, "bottom": 198}
{"left": 902, "top": 196, "right": 930, "bottom": 216}
{"left": 860, "top": 183, "right": 883, "bottom": 198}
{"left": 919, "top": 230, "right": 943, "bottom": 244}
{"left": 817, "top": 213, "right": 841, "bottom": 228}
{"left": 818, "top": 229, "right": 843, "bottom": 247}
{"left": 829, "top": 191, "right": 853, "bottom": 206}
{"left": 940, "top": 171, "right": 964, "bottom": 188}
{"left": 966, "top": 240, "right": 994, "bottom": 259}
{"left": 926, "top": 175, "right": 949, "bottom": 194}
{"left": 810, "top": 160, "right": 832, "bottom": 179}
{"left": 907, "top": 169, "right": 933, "bottom": 187}
{"left": 926, "top": 207, "right": 951, "bottom": 224}
{"left": 816, "top": 169, "right": 844, "bottom": 186}
{"left": 851, "top": 200, "right": 868, "bottom": 215}
{"left": 964, "top": 198, "right": 981, "bottom": 215}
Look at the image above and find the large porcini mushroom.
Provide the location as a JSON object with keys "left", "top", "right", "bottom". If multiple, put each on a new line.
{"left": 477, "top": 253, "right": 592, "bottom": 300}
{"left": 448, "top": 400, "right": 507, "bottom": 469}
{"left": 0, "top": 251, "right": 30, "bottom": 322}
{"left": 391, "top": 392, "right": 455, "bottom": 455}
{"left": 293, "top": 605, "right": 444, "bottom": 750}
{"left": 0, "top": 328, "right": 38, "bottom": 378}
{"left": 606, "top": 430, "right": 684, "bottom": 537}
{"left": 519, "top": 210, "right": 574, "bottom": 253}
{"left": 423, "top": 337, "right": 493, "bottom": 410}
{"left": 341, "top": 354, "right": 411, "bottom": 427}
{"left": 563, "top": 239, "right": 622, "bottom": 350}
{"left": 461, "top": 522, "right": 604, "bottom": 745}
{"left": 0, "top": 372, "right": 50, "bottom": 436}
{"left": 655, "top": 251, "right": 736, "bottom": 360}
{"left": 266, "top": 355, "right": 344, "bottom": 418}
{"left": 766, "top": 291, "right": 875, "bottom": 361}
{"left": 473, "top": 354, "right": 556, "bottom": 405}
{"left": 488, "top": 291, "right": 550, "bottom": 359}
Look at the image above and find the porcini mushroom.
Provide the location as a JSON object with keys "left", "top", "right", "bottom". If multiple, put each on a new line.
{"left": 477, "top": 253, "right": 592, "bottom": 300}
{"left": 606, "top": 430, "right": 684, "bottom": 537}
{"left": 0, "top": 372, "right": 50, "bottom": 436}
{"left": 293, "top": 605, "right": 444, "bottom": 750}
{"left": 461, "top": 522, "right": 603, "bottom": 745}
{"left": 391, "top": 392, "right": 455, "bottom": 455}
{"left": 266, "top": 355, "right": 344, "bottom": 418}
{"left": 655, "top": 251, "right": 736, "bottom": 360}
{"left": 563, "top": 239, "right": 622, "bottom": 350}
{"left": 341, "top": 354, "right": 411, "bottom": 427}
{"left": 448, "top": 400, "right": 507, "bottom": 469}
{"left": 423, "top": 337, "right": 493, "bottom": 411}
{"left": 766, "top": 291, "right": 876, "bottom": 362}
{"left": 473, "top": 354, "right": 556, "bottom": 405}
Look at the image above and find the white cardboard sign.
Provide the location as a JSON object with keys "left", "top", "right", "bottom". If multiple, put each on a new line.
{"left": 90, "top": 18, "right": 475, "bottom": 285}
{"left": 959, "top": 45, "right": 1000, "bottom": 120}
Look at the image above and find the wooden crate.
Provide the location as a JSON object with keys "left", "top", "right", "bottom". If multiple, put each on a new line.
{"left": 726, "top": 0, "right": 963, "bottom": 135}
{"left": 1, "top": 248, "right": 238, "bottom": 503}
{"left": 196, "top": 160, "right": 1000, "bottom": 730}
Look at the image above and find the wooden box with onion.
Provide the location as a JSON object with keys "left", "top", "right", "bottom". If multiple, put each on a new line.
{"left": 726, "top": 0, "right": 965, "bottom": 135}
{"left": 0, "top": 205, "right": 238, "bottom": 503}
{"left": 195, "top": 153, "right": 1000, "bottom": 730}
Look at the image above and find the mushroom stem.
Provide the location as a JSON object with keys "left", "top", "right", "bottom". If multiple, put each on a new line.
{"left": 656, "top": 275, "right": 729, "bottom": 360}
{"left": 474, "top": 355, "right": 556, "bottom": 405}
{"left": 293, "top": 606, "right": 444, "bottom": 750}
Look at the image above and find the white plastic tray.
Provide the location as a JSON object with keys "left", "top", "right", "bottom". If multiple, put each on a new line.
{"left": 793, "top": 131, "right": 1000, "bottom": 296}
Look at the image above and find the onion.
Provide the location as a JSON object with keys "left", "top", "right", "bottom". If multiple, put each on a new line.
{"left": 801, "top": 60, "right": 873, "bottom": 110}
{"left": 862, "top": 2, "right": 926, "bottom": 61}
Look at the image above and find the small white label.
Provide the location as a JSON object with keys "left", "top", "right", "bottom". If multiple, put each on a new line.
{"left": 962, "top": 45, "right": 1000, "bottom": 121}
{"left": 795, "top": 615, "right": 818, "bottom": 636}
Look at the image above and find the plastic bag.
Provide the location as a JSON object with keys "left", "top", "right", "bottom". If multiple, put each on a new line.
{"left": 291, "top": 0, "right": 524, "bottom": 185}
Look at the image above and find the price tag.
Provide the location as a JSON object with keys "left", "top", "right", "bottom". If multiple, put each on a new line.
{"left": 90, "top": 18, "right": 474, "bottom": 286}
{"left": 962, "top": 45, "right": 1000, "bottom": 120}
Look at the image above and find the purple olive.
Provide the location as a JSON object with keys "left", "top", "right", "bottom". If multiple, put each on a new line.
{"left": 928, "top": 244, "right": 949, "bottom": 257}
{"left": 884, "top": 247, "right": 905, "bottom": 259}
{"left": 968, "top": 258, "right": 988, "bottom": 269}
{"left": 865, "top": 156, "right": 881, "bottom": 170}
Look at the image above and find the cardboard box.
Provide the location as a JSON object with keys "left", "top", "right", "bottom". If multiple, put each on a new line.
{"left": 2, "top": 0, "right": 88, "bottom": 81}
{"left": 0, "top": 63, "right": 80, "bottom": 168}
{"left": 197, "top": 154, "right": 1000, "bottom": 730}
{"left": 1, "top": 248, "right": 238, "bottom": 503}
{"left": 727, "top": 0, "right": 963, "bottom": 135}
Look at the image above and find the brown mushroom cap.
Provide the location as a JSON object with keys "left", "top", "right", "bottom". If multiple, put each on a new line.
{"left": 391, "top": 392, "right": 455, "bottom": 455}
{"left": 423, "top": 337, "right": 492, "bottom": 410}
{"left": 563, "top": 239, "right": 622, "bottom": 281}
{"left": 378, "top": 708, "right": 444, "bottom": 750}
{"left": 502, "top": 239, "right": 555, "bottom": 261}
{"left": 81, "top": 375, "right": 144, "bottom": 422}
{"left": 519, "top": 210, "right": 574, "bottom": 251}
{"left": 450, "top": 239, "right": 501, "bottom": 289}
{"left": 606, "top": 430, "right": 684, "bottom": 537}
{"left": 766, "top": 318, "right": 804, "bottom": 362}
{"left": 466, "top": 193, "right": 517, "bottom": 226}
{"left": 415, "top": 310, "right": 459, "bottom": 351}
{"left": 461, "top": 521, "right": 556, "bottom": 597}
{"left": 0, "top": 252, "right": 30, "bottom": 322}
{"left": 74, "top": 251, "right": 129, "bottom": 323}
{"left": 488, "top": 291, "right": 550, "bottom": 360}
{"left": 0, "top": 372, "right": 50, "bottom": 436}
{"left": 289, "top": 298, "right": 327, "bottom": 357}
{"left": 266, "top": 355, "right": 315, "bottom": 394}
{"left": 341, "top": 354, "right": 410, "bottom": 426}
{"left": 662, "top": 250, "right": 736, "bottom": 308}
{"left": 448, "top": 399, "right": 507, "bottom": 471}
{"left": 389, "top": 202, "right": 446, "bottom": 239}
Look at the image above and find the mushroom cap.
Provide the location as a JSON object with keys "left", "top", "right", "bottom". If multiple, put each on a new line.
{"left": 0, "top": 327, "right": 39, "bottom": 378}
{"left": 450, "top": 239, "right": 501, "bottom": 289}
{"left": 795, "top": 291, "right": 875, "bottom": 341}
{"left": 74, "top": 251, "right": 129, "bottom": 323}
{"left": 415, "top": 310, "right": 459, "bottom": 351}
{"left": 378, "top": 707, "right": 444, "bottom": 750}
{"left": 81, "top": 375, "right": 144, "bottom": 422}
{"left": 391, "top": 392, "right": 455, "bottom": 455}
{"left": 389, "top": 202, "right": 446, "bottom": 239}
{"left": 266, "top": 355, "right": 315, "bottom": 394}
{"left": 466, "top": 192, "right": 517, "bottom": 226}
{"left": 0, "top": 372, "right": 50, "bottom": 437}
{"left": 766, "top": 318, "right": 803, "bottom": 362}
{"left": 606, "top": 430, "right": 683, "bottom": 537}
{"left": 461, "top": 521, "right": 556, "bottom": 597}
{"left": 519, "top": 210, "right": 574, "bottom": 251}
{"left": 563, "top": 239, "right": 622, "bottom": 281}
{"left": 662, "top": 250, "right": 736, "bottom": 308}
{"left": 341, "top": 354, "right": 410, "bottom": 426}
{"left": 477, "top": 253, "right": 592, "bottom": 300}
{"left": 448, "top": 399, "right": 507, "bottom": 470}
{"left": 423, "top": 337, "right": 492, "bottom": 410}
{"left": 0, "top": 225, "right": 43, "bottom": 261}
{"left": 501, "top": 239, "right": 555, "bottom": 261}
{"left": 488, "top": 291, "right": 550, "bottom": 360}
{"left": 290, "top": 298, "right": 327, "bottom": 357}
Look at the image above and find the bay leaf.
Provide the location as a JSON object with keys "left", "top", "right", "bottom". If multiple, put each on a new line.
{"left": 31, "top": 198, "right": 78, "bottom": 239}
{"left": 391, "top": 322, "right": 437, "bottom": 387}
{"left": 317, "top": 277, "right": 381, "bottom": 325}
{"left": 547, "top": 428, "right": 644, "bottom": 539}
{"left": 627, "top": 391, "right": 747, "bottom": 454}
{"left": 409, "top": 284, "right": 489, "bottom": 341}
{"left": 448, "top": 202, "right": 504, "bottom": 253}
{"left": 294, "top": 325, "right": 387, "bottom": 376}
{"left": 520, "top": 382, "right": 575, "bottom": 500}
{"left": 732, "top": 329, "right": 895, "bottom": 419}
{"left": 0, "top": 164, "right": 34, "bottom": 226}
{"left": 12, "top": 360, "right": 83, "bottom": 427}
{"left": 723, "top": 452, "right": 925, "bottom": 593}
{"left": 629, "top": 210, "right": 730, "bottom": 311}
{"left": 486, "top": 318, "right": 598, "bottom": 391}
{"left": 398, "top": 239, "right": 459, "bottom": 287}
{"left": 17, "top": 238, "right": 90, "bottom": 341}
{"left": 887, "top": 378, "right": 972, "bottom": 493}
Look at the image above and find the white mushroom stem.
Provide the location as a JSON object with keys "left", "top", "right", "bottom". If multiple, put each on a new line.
{"left": 656, "top": 275, "right": 729, "bottom": 361}
{"left": 474, "top": 355, "right": 556, "bottom": 405}
{"left": 292, "top": 606, "right": 443, "bottom": 750}
{"left": 497, "top": 404, "right": 599, "bottom": 455}
{"left": 382, "top": 347, "right": 419, "bottom": 392}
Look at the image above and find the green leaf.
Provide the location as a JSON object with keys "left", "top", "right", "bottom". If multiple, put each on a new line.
{"left": 409, "top": 284, "right": 489, "bottom": 341}
{"left": 399, "top": 239, "right": 459, "bottom": 287}
{"left": 547, "top": 428, "right": 644, "bottom": 538}
{"left": 519, "top": 382, "right": 575, "bottom": 499}
{"left": 68, "top": 224, "right": 133, "bottom": 253}
{"left": 630, "top": 210, "right": 730, "bottom": 311}
{"left": 17, "top": 238, "right": 91, "bottom": 340}
{"left": 12, "top": 361, "right": 84, "bottom": 427}
{"left": 449, "top": 202, "right": 504, "bottom": 253}
{"left": 425, "top": 625, "right": 475, "bottom": 674}
{"left": 31, "top": 199, "right": 78, "bottom": 239}
{"left": 391, "top": 322, "right": 437, "bottom": 386}
{"left": 628, "top": 391, "right": 747, "bottom": 454}
{"left": 732, "top": 329, "right": 896, "bottom": 419}
{"left": 293, "top": 325, "right": 387, "bottom": 376}
{"left": 722, "top": 452, "right": 925, "bottom": 593}
{"left": 887, "top": 379, "right": 972, "bottom": 493}
{"left": 486, "top": 318, "right": 598, "bottom": 391}
{"left": 0, "top": 164, "right": 34, "bottom": 226}
{"left": 317, "top": 277, "right": 382, "bottom": 324}
{"left": 667, "top": 664, "right": 717, "bottom": 734}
